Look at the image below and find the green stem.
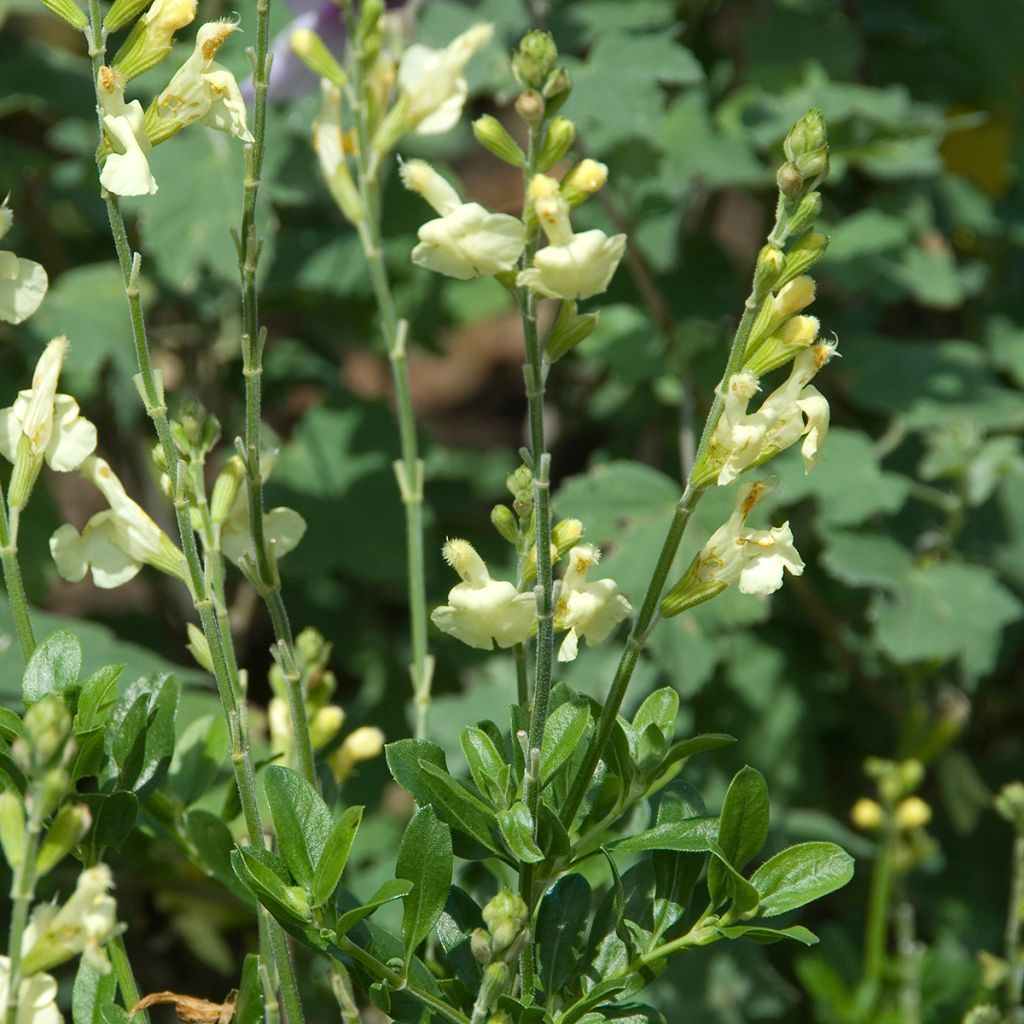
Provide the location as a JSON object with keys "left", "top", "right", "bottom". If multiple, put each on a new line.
{"left": 333, "top": 939, "right": 471, "bottom": 1024}
{"left": 514, "top": 643, "right": 529, "bottom": 708}
{"left": 0, "top": 483, "right": 34, "bottom": 663}
{"left": 109, "top": 935, "right": 149, "bottom": 1024}
{"left": 86, "top": 8, "right": 305, "bottom": 1021}
{"left": 1006, "top": 835, "right": 1024, "bottom": 1022}
{"left": 347, "top": 29, "right": 432, "bottom": 741}
{"left": 558, "top": 205, "right": 791, "bottom": 833}
{"left": 863, "top": 824, "right": 895, "bottom": 990}
{"left": 4, "top": 785, "right": 45, "bottom": 1024}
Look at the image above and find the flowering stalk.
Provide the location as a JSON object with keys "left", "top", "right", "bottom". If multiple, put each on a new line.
{"left": 343, "top": 4, "right": 433, "bottom": 741}
{"left": 84, "top": 6, "right": 305, "bottom": 1022}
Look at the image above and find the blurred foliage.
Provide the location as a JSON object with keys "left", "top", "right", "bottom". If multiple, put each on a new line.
{"left": 1, "top": 0, "right": 1023, "bottom": 1020}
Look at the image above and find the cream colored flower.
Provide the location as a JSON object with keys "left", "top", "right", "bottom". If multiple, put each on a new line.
{"left": 50, "top": 457, "right": 187, "bottom": 589}
{"left": 0, "top": 957, "right": 62, "bottom": 1024}
{"left": 21, "top": 864, "right": 121, "bottom": 976}
{"left": 695, "top": 483, "right": 804, "bottom": 597}
{"left": 313, "top": 80, "right": 361, "bottom": 222}
{"left": 517, "top": 177, "right": 625, "bottom": 300}
{"left": 97, "top": 67, "right": 157, "bottom": 197}
{"left": 220, "top": 485, "right": 306, "bottom": 567}
{"left": 400, "top": 159, "right": 525, "bottom": 279}
{"left": 397, "top": 23, "right": 493, "bottom": 136}
{"left": 0, "top": 338, "right": 97, "bottom": 477}
{"left": 146, "top": 21, "right": 254, "bottom": 145}
{"left": 710, "top": 342, "right": 836, "bottom": 485}
{"left": 0, "top": 201, "right": 48, "bottom": 325}
{"left": 554, "top": 544, "right": 632, "bottom": 662}
{"left": 431, "top": 539, "right": 536, "bottom": 650}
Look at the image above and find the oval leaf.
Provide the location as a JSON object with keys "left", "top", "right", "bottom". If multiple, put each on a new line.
{"left": 750, "top": 842, "right": 854, "bottom": 917}
{"left": 263, "top": 764, "right": 334, "bottom": 890}
{"left": 396, "top": 806, "right": 453, "bottom": 965}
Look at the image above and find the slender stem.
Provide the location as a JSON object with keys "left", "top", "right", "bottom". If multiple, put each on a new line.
{"left": 895, "top": 900, "right": 922, "bottom": 1024}
{"left": 0, "top": 483, "right": 34, "bottom": 663}
{"left": 863, "top": 824, "right": 895, "bottom": 990}
{"left": 86, "top": 9, "right": 304, "bottom": 1021}
{"left": 4, "top": 785, "right": 45, "bottom": 1024}
{"left": 559, "top": 205, "right": 791, "bottom": 832}
{"left": 333, "top": 940, "right": 471, "bottom": 1024}
{"left": 347, "top": 28, "right": 432, "bottom": 740}
{"left": 1006, "top": 835, "right": 1024, "bottom": 1022}
{"left": 514, "top": 643, "right": 529, "bottom": 707}
{"left": 328, "top": 965, "right": 360, "bottom": 1024}
{"left": 109, "top": 935, "right": 149, "bottom": 1024}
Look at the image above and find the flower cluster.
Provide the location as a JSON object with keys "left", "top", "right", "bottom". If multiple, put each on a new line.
{"left": 96, "top": 4, "right": 253, "bottom": 197}
{"left": 431, "top": 537, "right": 631, "bottom": 661}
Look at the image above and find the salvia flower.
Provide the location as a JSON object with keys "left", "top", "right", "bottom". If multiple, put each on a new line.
{"left": 703, "top": 341, "right": 836, "bottom": 486}
{"left": 395, "top": 23, "right": 493, "bottom": 137}
{"left": 553, "top": 544, "right": 632, "bottom": 662}
{"left": 220, "top": 486, "right": 307, "bottom": 567}
{"left": 431, "top": 539, "right": 536, "bottom": 650}
{"left": 50, "top": 456, "right": 187, "bottom": 589}
{"left": 0, "top": 201, "right": 48, "bottom": 325}
{"left": 661, "top": 482, "right": 804, "bottom": 616}
{"left": 0, "top": 958, "right": 61, "bottom": 1024}
{"left": 97, "top": 67, "right": 157, "bottom": 197}
{"left": 401, "top": 159, "right": 525, "bottom": 280}
{"left": 21, "top": 864, "right": 121, "bottom": 975}
{"left": 517, "top": 175, "right": 626, "bottom": 300}
{"left": 0, "top": 338, "right": 97, "bottom": 516}
{"left": 146, "top": 21, "right": 254, "bottom": 145}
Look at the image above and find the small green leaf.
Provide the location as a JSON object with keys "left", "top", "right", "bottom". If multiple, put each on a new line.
{"left": 415, "top": 759, "right": 501, "bottom": 853}
{"left": 231, "top": 847, "right": 311, "bottom": 924}
{"left": 311, "top": 805, "right": 363, "bottom": 908}
{"left": 263, "top": 764, "right": 334, "bottom": 890}
{"left": 497, "top": 802, "right": 544, "bottom": 864}
{"left": 0, "top": 707, "right": 26, "bottom": 742}
{"left": 72, "top": 953, "right": 117, "bottom": 1024}
{"left": 611, "top": 816, "right": 719, "bottom": 852}
{"left": 385, "top": 738, "right": 448, "bottom": 806}
{"left": 750, "top": 842, "right": 854, "bottom": 917}
{"left": 87, "top": 791, "right": 138, "bottom": 858}
{"left": 233, "top": 954, "right": 263, "bottom": 1024}
{"left": 461, "top": 726, "right": 508, "bottom": 806}
{"left": 717, "top": 923, "right": 819, "bottom": 946}
{"left": 335, "top": 879, "right": 413, "bottom": 937}
{"left": 708, "top": 766, "right": 769, "bottom": 906}
{"left": 185, "top": 810, "right": 252, "bottom": 904}
{"left": 536, "top": 874, "right": 591, "bottom": 993}
{"left": 632, "top": 687, "right": 679, "bottom": 743}
{"left": 105, "top": 674, "right": 180, "bottom": 798}
{"left": 73, "top": 665, "right": 123, "bottom": 734}
{"left": 396, "top": 806, "right": 453, "bottom": 966}
{"left": 22, "top": 630, "right": 82, "bottom": 704}
{"left": 658, "top": 733, "right": 736, "bottom": 771}
{"left": 540, "top": 696, "right": 591, "bottom": 784}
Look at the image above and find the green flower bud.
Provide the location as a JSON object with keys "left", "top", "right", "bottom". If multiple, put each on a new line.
{"left": 470, "top": 926, "right": 492, "bottom": 964}
{"left": 104, "top": 0, "right": 150, "bottom": 32}
{"left": 482, "top": 888, "right": 529, "bottom": 957}
{"left": 782, "top": 109, "right": 829, "bottom": 192}
{"left": 23, "top": 695, "right": 72, "bottom": 770}
{"left": 560, "top": 158, "right": 607, "bottom": 207}
{"left": 537, "top": 116, "right": 575, "bottom": 171}
{"left": 541, "top": 67, "right": 572, "bottom": 115}
{"left": 544, "top": 300, "right": 600, "bottom": 361}
{"left": 0, "top": 791, "right": 26, "bottom": 869}
{"left": 186, "top": 622, "right": 214, "bottom": 674}
{"left": 491, "top": 505, "right": 519, "bottom": 544}
{"left": 776, "top": 161, "right": 803, "bottom": 199}
{"left": 552, "top": 518, "right": 583, "bottom": 556}
{"left": 291, "top": 28, "right": 347, "bottom": 87}
{"left": 473, "top": 115, "right": 526, "bottom": 167}
{"left": 512, "top": 30, "right": 558, "bottom": 90}
{"left": 38, "top": 0, "right": 88, "bottom": 28}
{"left": 210, "top": 454, "right": 246, "bottom": 525}
{"left": 506, "top": 465, "right": 533, "bottom": 499}
{"left": 776, "top": 230, "right": 828, "bottom": 288}
{"left": 37, "top": 803, "right": 92, "bottom": 876}
{"left": 753, "top": 245, "right": 785, "bottom": 293}
{"left": 296, "top": 626, "right": 329, "bottom": 666}
{"left": 38, "top": 768, "right": 71, "bottom": 819}
{"left": 515, "top": 90, "right": 545, "bottom": 127}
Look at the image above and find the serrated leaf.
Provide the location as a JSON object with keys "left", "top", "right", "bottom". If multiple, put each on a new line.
{"left": 750, "top": 842, "right": 854, "bottom": 916}
{"left": 396, "top": 806, "right": 453, "bottom": 965}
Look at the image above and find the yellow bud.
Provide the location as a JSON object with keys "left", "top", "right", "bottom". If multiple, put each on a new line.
{"left": 329, "top": 726, "right": 385, "bottom": 783}
{"left": 552, "top": 518, "right": 583, "bottom": 556}
{"left": 850, "top": 797, "right": 884, "bottom": 831}
{"left": 895, "top": 796, "right": 932, "bottom": 831}
{"left": 291, "top": 28, "right": 347, "bottom": 87}
{"left": 310, "top": 705, "right": 345, "bottom": 750}
{"left": 560, "top": 158, "right": 607, "bottom": 207}
{"left": 472, "top": 115, "right": 525, "bottom": 167}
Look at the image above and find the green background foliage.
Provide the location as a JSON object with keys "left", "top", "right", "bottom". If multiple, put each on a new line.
{"left": 1, "top": 0, "right": 1023, "bottom": 1020}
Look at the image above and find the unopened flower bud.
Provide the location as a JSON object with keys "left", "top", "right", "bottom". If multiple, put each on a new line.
{"left": 310, "top": 705, "right": 345, "bottom": 750}
{"left": 753, "top": 245, "right": 785, "bottom": 293}
{"left": 186, "top": 622, "right": 214, "bottom": 674}
{"left": 895, "top": 796, "right": 932, "bottom": 831}
{"left": 470, "top": 927, "right": 492, "bottom": 964}
{"left": 560, "top": 158, "right": 607, "bottom": 207}
{"left": 210, "top": 455, "right": 246, "bottom": 525}
{"left": 329, "top": 726, "right": 385, "bottom": 783}
{"left": 473, "top": 115, "right": 525, "bottom": 167}
{"left": 37, "top": 803, "right": 92, "bottom": 876}
{"left": 515, "top": 90, "right": 545, "bottom": 127}
{"left": 0, "top": 791, "right": 26, "bottom": 868}
{"left": 283, "top": 884, "right": 312, "bottom": 921}
{"left": 541, "top": 67, "right": 572, "bottom": 115}
{"left": 783, "top": 109, "right": 829, "bottom": 191}
{"left": 537, "top": 116, "right": 575, "bottom": 171}
{"left": 23, "top": 695, "right": 72, "bottom": 770}
{"left": 506, "top": 465, "right": 533, "bottom": 501}
{"left": 291, "top": 28, "right": 347, "bottom": 87}
{"left": 491, "top": 505, "right": 518, "bottom": 544}
{"left": 552, "top": 518, "right": 583, "bottom": 556}
{"left": 786, "top": 191, "right": 823, "bottom": 239}
{"left": 296, "top": 626, "right": 328, "bottom": 666}
{"left": 512, "top": 30, "right": 558, "bottom": 90}
{"left": 38, "top": 768, "right": 71, "bottom": 819}
{"left": 111, "top": 0, "right": 198, "bottom": 81}
{"left": 850, "top": 797, "right": 883, "bottom": 832}
{"left": 482, "top": 888, "right": 529, "bottom": 957}
{"left": 38, "top": 0, "right": 89, "bottom": 28}
{"left": 777, "top": 161, "right": 803, "bottom": 198}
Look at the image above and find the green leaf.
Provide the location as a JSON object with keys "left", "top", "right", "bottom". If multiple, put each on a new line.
{"left": 540, "top": 696, "right": 591, "bottom": 784}
{"left": 231, "top": 847, "right": 311, "bottom": 925}
{"left": 72, "top": 953, "right": 117, "bottom": 1024}
{"left": 166, "top": 713, "right": 230, "bottom": 807}
{"left": 0, "top": 707, "right": 26, "bottom": 742}
{"left": 536, "top": 874, "right": 592, "bottom": 994}
{"left": 263, "top": 764, "right": 334, "bottom": 890}
{"left": 311, "top": 805, "right": 363, "bottom": 908}
{"left": 73, "top": 665, "right": 122, "bottom": 734}
{"left": 820, "top": 531, "right": 915, "bottom": 589}
{"left": 657, "top": 733, "right": 736, "bottom": 773}
{"left": 185, "top": 810, "right": 252, "bottom": 904}
{"left": 334, "top": 879, "right": 413, "bottom": 937}
{"left": 708, "top": 766, "right": 770, "bottom": 907}
{"left": 105, "top": 674, "right": 180, "bottom": 797}
{"left": 497, "top": 802, "right": 544, "bottom": 864}
{"left": 717, "top": 923, "right": 819, "bottom": 946}
{"left": 396, "top": 806, "right": 453, "bottom": 965}
{"left": 611, "top": 816, "right": 719, "bottom": 852}
{"left": 652, "top": 784, "right": 707, "bottom": 934}
{"left": 22, "top": 630, "right": 82, "bottom": 704}
{"left": 386, "top": 738, "right": 449, "bottom": 806}
{"left": 461, "top": 726, "right": 508, "bottom": 806}
{"left": 414, "top": 759, "right": 502, "bottom": 853}
{"left": 85, "top": 791, "right": 138, "bottom": 859}
{"left": 233, "top": 954, "right": 263, "bottom": 1024}
{"left": 632, "top": 688, "right": 679, "bottom": 744}
{"left": 750, "top": 842, "right": 855, "bottom": 916}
